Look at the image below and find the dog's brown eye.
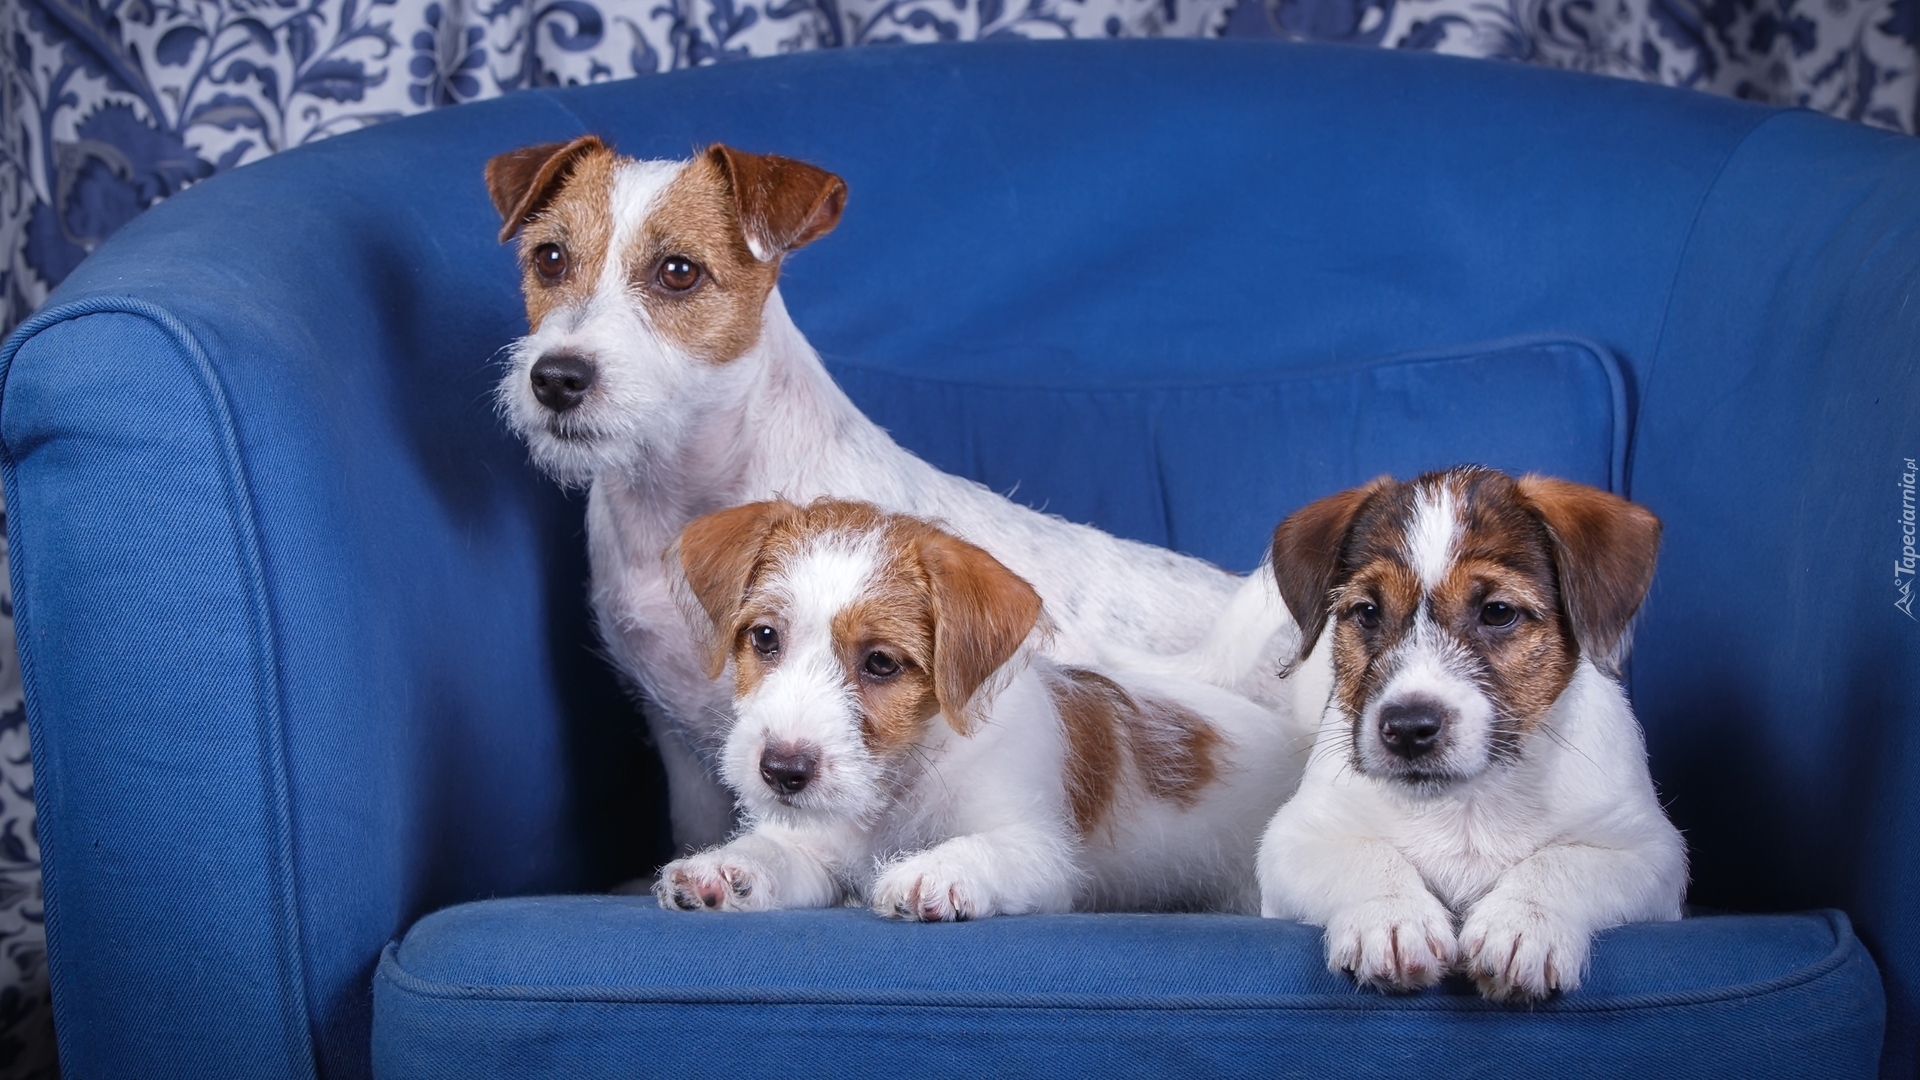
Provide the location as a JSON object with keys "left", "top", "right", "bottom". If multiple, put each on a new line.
{"left": 750, "top": 625, "right": 780, "bottom": 656}
{"left": 863, "top": 652, "right": 900, "bottom": 679}
{"left": 1350, "top": 602, "right": 1381, "bottom": 630}
{"left": 657, "top": 255, "right": 702, "bottom": 292}
{"left": 1480, "top": 602, "right": 1518, "bottom": 628}
{"left": 533, "top": 243, "right": 568, "bottom": 281}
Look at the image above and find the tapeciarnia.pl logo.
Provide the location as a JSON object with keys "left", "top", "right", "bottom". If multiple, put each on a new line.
{"left": 1900, "top": 457, "right": 1917, "bottom": 620}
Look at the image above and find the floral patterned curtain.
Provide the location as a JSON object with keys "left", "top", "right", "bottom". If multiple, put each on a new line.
{"left": 1261, "top": 0, "right": 1919, "bottom": 131}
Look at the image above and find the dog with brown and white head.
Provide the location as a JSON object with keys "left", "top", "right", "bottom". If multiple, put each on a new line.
{"left": 653, "top": 499, "right": 1297, "bottom": 918}
{"left": 484, "top": 139, "right": 1276, "bottom": 851}
{"left": 1255, "top": 466, "right": 1686, "bottom": 1002}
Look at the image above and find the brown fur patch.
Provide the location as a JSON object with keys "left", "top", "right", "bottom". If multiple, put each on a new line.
{"left": 628, "top": 145, "right": 846, "bottom": 365}
{"left": 1327, "top": 559, "right": 1423, "bottom": 722}
{"left": 1045, "top": 667, "right": 1224, "bottom": 837}
{"left": 1515, "top": 475, "right": 1662, "bottom": 676}
{"left": 677, "top": 500, "right": 797, "bottom": 678}
{"left": 632, "top": 153, "right": 782, "bottom": 364}
{"left": 703, "top": 598, "right": 785, "bottom": 716}
{"left": 832, "top": 587, "right": 940, "bottom": 754}
{"left": 486, "top": 135, "right": 607, "bottom": 243}
{"left": 505, "top": 143, "right": 618, "bottom": 333}
{"left": 1130, "top": 697, "right": 1223, "bottom": 807}
{"left": 913, "top": 527, "right": 1042, "bottom": 733}
{"left": 707, "top": 144, "right": 847, "bottom": 255}
{"left": 1270, "top": 476, "right": 1393, "bottom": 667}
{"left": 1429, "top": 555, "right": 1575, "bottom": 735}
{"left": 1048, "top": 668, "right": 1128, "bottom": 835}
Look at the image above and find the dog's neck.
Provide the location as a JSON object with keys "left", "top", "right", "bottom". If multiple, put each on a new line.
{"left": 592, "top": 287, "right": 902, "bottom": 535}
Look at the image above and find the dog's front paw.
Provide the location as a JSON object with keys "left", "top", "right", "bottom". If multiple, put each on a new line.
{"left": 1459, "top": 894, "right": 1589, "bottom": 1002}
{"left": 654, "top": 850, "right": 775, "bottom": 912}
{"left": 871, "top": 852, "right": 989, "bottom": 923}
{"left": 1324, "top": 893, "right": 1458, "bottom": 992}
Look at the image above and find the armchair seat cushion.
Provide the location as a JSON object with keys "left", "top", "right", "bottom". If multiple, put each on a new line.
{"left": 372, "top": 899, "right": 1883, "bottom": 1078}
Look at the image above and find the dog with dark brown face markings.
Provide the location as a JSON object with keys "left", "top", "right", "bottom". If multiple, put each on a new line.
{"left": 1254, "top": 466, "right": 1687, "bottom": 1002}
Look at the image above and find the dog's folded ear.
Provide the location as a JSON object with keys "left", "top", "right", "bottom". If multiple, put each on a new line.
{"left": 486, "top": 135, "right": 607, "bottom": 244}
{"left": 1516, "top": 476, "right": 1662, "bottom": 678}
{"left": 915, "top": 530, "right": 1042, "bottom": 735}
{"left": 706, "top": 145, "right": 847, "bottom": 260}
{"left": 1270, "top": 477, "right": 1391, "bottom": 671}
{"left": 676, "top": 500, "right": 797, "bottom": 678}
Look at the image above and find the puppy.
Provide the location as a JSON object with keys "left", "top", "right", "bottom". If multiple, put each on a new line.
{"left": 1254, "top": 466, "right": 1686, "bottom": 1001}
{"left": 653, "top": 499, "right": 1297, "bottom": 918}
{"left": 484, "top": 139, "right": 1262, "bottom": 850}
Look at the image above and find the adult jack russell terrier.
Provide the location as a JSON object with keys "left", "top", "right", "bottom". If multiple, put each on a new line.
{"left": 653, "top": 499, "right": 1297, "bottom": 918}
{"left": 1253, "top": 467, "right": 1686, "bottom": 1001}
{"left": 484, "top": 138, "right": 1262, "bottom": 849}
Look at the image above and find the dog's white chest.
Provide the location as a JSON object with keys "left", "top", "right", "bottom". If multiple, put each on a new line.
{"left": 1396, "top": 788, "right": 1550, "bottom": 911}
{"left": 585, "top": 482, "right": 732, "bottom": 739}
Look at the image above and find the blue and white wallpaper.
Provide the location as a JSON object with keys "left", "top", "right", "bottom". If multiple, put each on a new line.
{"left": 1264, "top": 0, "right": 1918, "bottom": 129}
{"left": 0, "top": 514, "right": 42, "bottom": 1080}
{"left": 0, "top": 0, "right": 1913, "bottom": 1072}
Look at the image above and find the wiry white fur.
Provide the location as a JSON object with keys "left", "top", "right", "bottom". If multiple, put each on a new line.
{"left": 654, "top": 522, "right": 1301, "bottom": 919}
{"left": 1096, "top": 559, "right": 1300, "bottom": 712}
{"left": 1404, "top": 483, "right": 1459, "bottom": 592}
{"left": 494, "top": 153, "right": 1247, "bottom": 849}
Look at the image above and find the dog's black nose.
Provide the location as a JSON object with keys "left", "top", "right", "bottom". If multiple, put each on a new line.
{"left": 529, "top": 351, "right": 596, "bottom": 413}
{"left": 760, "top": 747, "right": 818, "bottom": 795}
{"left": 1379, "top": 700, "right": 1448, "bottom": 759}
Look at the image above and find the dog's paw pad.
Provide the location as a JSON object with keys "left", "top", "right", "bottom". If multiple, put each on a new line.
{"left": 655, "top": 851, "right": 772, "bottom": 913}
{"left": 1459, "top": 896, "right": 1587, "bottom": 1003}
{"left": 1325, "top": 894, "right": 1458, "bottom": 993}
{"left": 872, "top": 857, "right": 984, "bottom": 922}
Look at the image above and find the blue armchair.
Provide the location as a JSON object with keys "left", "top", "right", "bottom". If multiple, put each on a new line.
{"left": 2, "top": 39, "right": 1911, "bottom": 1079}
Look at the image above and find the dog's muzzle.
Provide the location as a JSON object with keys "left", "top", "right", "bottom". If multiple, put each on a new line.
{"left": 529, "top": 350, "right": 596, "bottom": 413}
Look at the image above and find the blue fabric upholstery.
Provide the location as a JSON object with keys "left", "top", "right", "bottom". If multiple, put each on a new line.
{"left": 834, "top": 335, "right": 1626, "bottom": 569}
{"left": 1, "top": 39, "right": 1913, "bottom": 1079}
{"left": 372, "top": 900, "right": 1884, "bottom": 1079}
